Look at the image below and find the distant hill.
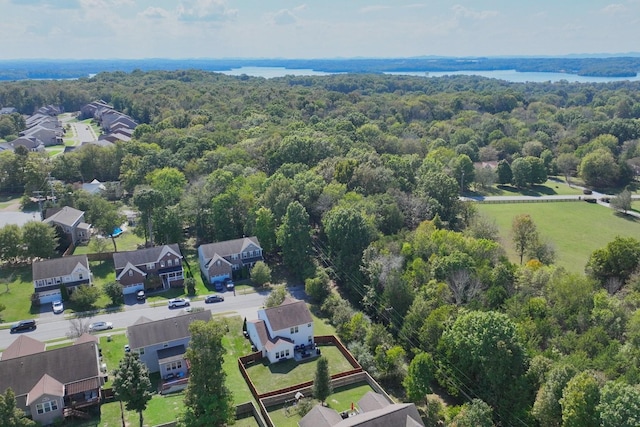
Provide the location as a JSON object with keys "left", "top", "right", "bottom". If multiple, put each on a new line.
{"left": 0, "top": 56, "right": 639, "bottom": 81}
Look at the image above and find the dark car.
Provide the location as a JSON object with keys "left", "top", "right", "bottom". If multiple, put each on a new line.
{"left": 10, "top": 319, "right": 36, "bottom": 333}
{"left": 205, "top": 294, "right": 224, "bottom": 303}
{"left": 224, "top": 278, "right": 235, "bottom": 290}
{"left": 136, "top": 290, "right": 146, "bottom": 300}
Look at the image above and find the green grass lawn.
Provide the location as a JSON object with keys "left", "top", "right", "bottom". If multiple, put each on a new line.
{"left": 0, "top": 265, "right": 38, "bottom": 324}
{"left": 222, "top": 316, "right": 254, "bottom": 404}
{"left": 73, "top": 230, "right": 145, "bottom": 255}
{"left": 468, "top": 177, "right": 585, "bottom": 197}
{"left": 477, "top": 201, "right": 640, "bottom": 272}
{"left": 246, "top": 346, "right": 355, "bottom": 394}
{"left": 267, "top": 382, "right": 375, "bottom": 427}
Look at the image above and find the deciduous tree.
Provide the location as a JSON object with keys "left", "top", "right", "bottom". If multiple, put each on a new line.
{"left": 0, "top": 388, "right": 36, "bottom": 427}
{"left": 22, "top": 221, "right": 57, "bottom": 259}
{"left": 597, "top": 381, "right": 640, "bottom": 427}
{"left": 103, "top": 281, "right": 124, "bottom": 306}
{"left": 403, "top": 352, "right": 434, "bottom": 402}
{"left": 277, "top": 201, "right": 313, "bottom": 279}
{"left": 112, "top": 353, "right": 152, "bottom": 427}
{"left": 560, "top": 371, "right": 600, "bottom": 427}
{"left": 512, "top": 214, "right": 538, "bottom": 265}
{"left": 250, "top": 261, "right": 272, "bottom": 287}
{"left": 610, "top": 189, "right": 632, "bottom": 213}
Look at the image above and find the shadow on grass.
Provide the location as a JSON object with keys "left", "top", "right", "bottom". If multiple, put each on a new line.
{"left": 498, "top": 184, "right": 559, "bottom": 196}
{"left": 614, "top": 212, "right": 640, "bottom": 222}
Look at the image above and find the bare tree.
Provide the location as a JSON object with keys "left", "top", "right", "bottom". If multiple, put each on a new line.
{"left": 67, "top": 318, "right": 91, "bottom": 338}
{"left": 605, "top": 277, "right": 624, "bottom": 295}
{"left": 447, "top": 269, "right": 482, "bottom": 305}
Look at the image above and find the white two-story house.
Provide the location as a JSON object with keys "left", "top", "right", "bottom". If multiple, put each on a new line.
{"left": 246, "top": 298, "right": 314, "bottom": 363}
{"left": 32, "top": 255, "right": 92, "bottom": 304}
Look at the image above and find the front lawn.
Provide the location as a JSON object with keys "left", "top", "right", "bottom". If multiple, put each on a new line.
{"left": 468, "top": 177, "right": 585, "bottom": 197}
{"left": 246, "top": 346, "right": 356, "bottom": 394}
{"left": 0, "top": 264, "right": 38, "bottom": 323}
{"left": 267, "top": 382, "right": 375, "bottom": 427}
{"left": 221, "top": 316, "right": 254, "bottom": 404}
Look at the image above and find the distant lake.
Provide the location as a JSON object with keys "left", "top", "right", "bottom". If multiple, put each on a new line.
{"left": 220, "top": 66, "right": 640, "bottom": 83}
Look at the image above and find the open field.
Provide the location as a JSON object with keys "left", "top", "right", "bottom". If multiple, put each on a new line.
{"left": 468, "top": 177, "right": 585, "bottom": 198}
{"left": 477, "top": 201, "right": 640, "bottom": 273}
{"left": 267, "top": 382, "right": 375, "bottom": 427}
{"left": 246, "top": 346, "right": 355, "bottom": 394}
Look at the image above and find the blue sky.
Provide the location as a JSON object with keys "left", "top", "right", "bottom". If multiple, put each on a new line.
{"left": 1, "top": 0, "right": 638, "bottom": 59}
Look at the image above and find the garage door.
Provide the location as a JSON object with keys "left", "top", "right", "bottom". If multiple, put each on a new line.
{"left": 122, "top": 283, "right": 144, "bottom": 295}
{"left": 209, "top": 274, "right": 230, "bottom": 283}
{"left": 39, "top": 290, "right": 61, "bottom": 304}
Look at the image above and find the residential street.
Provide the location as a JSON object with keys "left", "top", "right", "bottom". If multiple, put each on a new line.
{"left": 0, "top": 286, "right": 298, "bottom": 351}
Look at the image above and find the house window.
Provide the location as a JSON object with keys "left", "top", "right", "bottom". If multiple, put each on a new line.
{"left": 231, "top": 254, "right": 238, "bottom": 260}
{"left": 275, "top": 352, "right": 280, "bottom": 359}
{"left": 290, "top": 326, "right": 299, "bottom": 334}
{"left": 285, "top": 349, "right": 290, "bottom": 357}
{"left": 147, "top": 263, "right": 155, "bottom": 269}
{"left": 168, "top": 259, "right": 173, "bottom": 266}
{"left": 36, "top": 400, "right": 58, "bottom": 414}
{"left": 166, "top": 361, "right": 182, "bottom": 370}
{"left": 308, "top": 336, "right": 312, "bottom": 343}
{"left": 128, "top": 270, "right": 133, "bottom": 277}
{"left": 160, "top": 261, "right": 165, "bottom": 268}
{"left": 79, "top": 273, "right": 83, "bottom": 280}
{"left": 138, "top": 348, "right": 145, "bottom": 355}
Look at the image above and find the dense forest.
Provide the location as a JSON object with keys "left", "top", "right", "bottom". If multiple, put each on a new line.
{"left": 2, "top": 71, "right": 640, "bottom": 425}
{"left": 1, "top": 55, "right": 640, "bottom": 80}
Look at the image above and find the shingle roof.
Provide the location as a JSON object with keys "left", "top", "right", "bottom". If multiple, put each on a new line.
{"left": 198, "top": 237, "right": 261, "bottom": 259}
{"left": 358, "top": 391, "right": 390, "bottom": 412}
{"left": 157, "top": 344, "right": 186, "bottom": 364}
{"left": 1, "top": 335, "right": 45, "bottom": 360}
{"left": 74, "top": 333, "right": 99, "bottom": 345}
{"left": 0, "top": 341, "right": 100, "bottom": 398}
{"left": 32, "top": 255, "right": 89, "bottom": 281}
{"left": 263, "top": 299, "right": 312, "bottom": 332}
{"left": 127, "top": 310, "right": 212, "bottom": 349}
{"left": 299, "top": 405, "right": 343, "bottom": 427}
{"left": 26, "top": 374, "right": 64, "bottom": 403}
{"left": 248, "top": 319, "right": 269, "bottom": 349}
{"left": 113, "top": 244, "right": 182, "bottom": 270}
{"left": 43, "top": 206, "right": 85, "bottom": 228}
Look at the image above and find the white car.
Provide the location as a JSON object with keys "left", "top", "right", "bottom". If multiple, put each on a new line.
{"left": 168, "top": 298, "right": 190, "bottom": 309}
{"left": 88, "top": 321, "right": 113, "bottom": 332}
{"left": 52, "top": 300, "right": 64, "bottom": 314}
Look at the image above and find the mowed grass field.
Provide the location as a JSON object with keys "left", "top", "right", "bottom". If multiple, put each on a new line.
{"left": 476, "top": 201, "right": 640, "bottom": 273}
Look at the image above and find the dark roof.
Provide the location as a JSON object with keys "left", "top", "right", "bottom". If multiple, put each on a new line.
{"left": 198, "top": 236, "right": 261, "bottom": 259}
{"left": 32, "top": 255, "right": 89, "bottom": 281}
{"left": 0, "top": 341, "right": 100, "bottom": 398}
{"left": 1, "top": 335, "right": 45, "bottom": 360}
{"left": 127, "top": 310, "right": 211, "bottom": 349}
{"left": 358, "top": 391, "right": 391, "bottom": 412}
{"left": 299, "top": 405, "right": 343, "bottom": 427}
{"left": 74, "top": 333, "right": 99, "bottom": 345}
{"left": 113, "top": 244, "right": 182, "bottom": 270}
{"left": 157, "top": 344, "right": 186, "bottom": 364}
{"left": 43, "top": 206, "right": 85, "bottom": 227}
{"left": 263, "top": 299, "right": 312, "bottom": 332}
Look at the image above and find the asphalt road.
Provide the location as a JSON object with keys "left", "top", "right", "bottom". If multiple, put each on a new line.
{"left": 69, "top": 121, "right": 97, "bottom": 144}
{"left": 0, "top": 286, "right": 287, "bottom": 351}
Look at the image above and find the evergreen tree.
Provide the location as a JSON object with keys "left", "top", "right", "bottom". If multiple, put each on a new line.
{"left": 313, "top": 356, "right": 332, "bottom": 405}
{"left": 112, "top": 353, "right": 152, "bottom": 427}
{"left": 182, "top": 319, "right": 234, "bottom": 426}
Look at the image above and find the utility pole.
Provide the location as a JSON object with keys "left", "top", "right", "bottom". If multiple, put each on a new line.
{"left": 33, "top": 190, "right": 44, "bottom": 219}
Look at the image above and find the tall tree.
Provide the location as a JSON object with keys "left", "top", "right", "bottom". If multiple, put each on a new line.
{"left": 22, "top": 221, "right": 57, "bottom": 259}
{"left": 510, "top": 157, "right": 532, "bottom": 188}
{"left": 183, "top": 319, "right": 234, "bottom": 427}
{"left": 112, "top": 353, "right": 152, "bottom": 427}
{"left": 418, "top": 171, "right": 461, "bottom": 226}
{"left": 511, "top": 214, "right": 539, "bottom": 265}
{"left": 276, "top": 201, "right": 314, "bottom": 279}
{"left": 438, "top": 310, "right": 530, "bottom": 426}
{"left": 133, "top": 186, "right": 164, "bottom": 246}
{"left": 403, "top": 352, "right": 435, "bottom": 403}
{"left": 250, "top": 261, "right": 272, "bottom": 287}
{"left": 450, "top": 399, "right": 495, "bottom": 427}
{"left": 586, "top": 236, "right": 640, "bottom": 288}
{"left": 610, "top": 189, "right": 632, "bottom": 214}
{"left": 94, "top": 203, "right": 125, "bottom": 252}
{"left": 0, "top": 388, "right": 36, "bottom": 427}
{"left": 0, "top": 224, "right": 22, "bottom": 263}
{"left": 496, "top": 159, "right": 512, "bottom": 185}
{"left": 579, "top": 148, "right": 618, "bottom": 188}
{"left": 313, "top": 356, "right": 332, "bottom": 405}
{"left": 532, "top": 364, "right": 578, "bottom": 427}
{"left": 253, "top": 207, "right": 277, "bottom": 254}
{"left": 560, "top": 371, "right": 600, "bottom": 427}
{"left": 147, "top": 167, "right": 187, "bottom": 205}
{"left": 597, "top": 381, "right": 640, "bottom": 427}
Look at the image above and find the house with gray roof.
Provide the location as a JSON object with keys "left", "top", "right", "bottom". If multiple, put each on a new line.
{"left": 198, "top": 236, "right": 263, "bottom": 284}
{"left": 0, "top": 340, "right": 102, "bottom": 425}
{"left": 0, "top": 107, "right": 17, "bottom": 114}
{"left": 32, "top": 254, "right": 92, "bottom": 304}
{"left": 298, "top": 391, "right": 425, "bottom": 427}
{"left": 20, "top": 125, "right": 63, "bottom": 146}
{"left": 126, "top": 310, "right": 212, "bottom": 375}
{"left": 246, "top": 297, "right": 313, "bottom": 363}
{"left": 9, "top": 136, "right": 45, "bottom": 152}
{"left": 43, "top": 206, "right": 91, "bottom": 245}
{"left": 113, "top": 244, "right": 184, "bottom": 295}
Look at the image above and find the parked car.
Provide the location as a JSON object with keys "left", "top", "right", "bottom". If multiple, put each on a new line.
{"left": 136, "top": 290, "right": 146, "bottom": 300}
{"left": 168, "top": 298, "right": 190, "bottom": 308}
{"left": 52, "top": 300, "right": 64, "bottom": 314}
{"left": 224, "top": 278, "right": 235, "bottom": 290}
{"left": 10, "top": 319, "right": 36, "bottom": 333}
{"left": 88, "top": 321, "right": 113, "bottom": 332}
{"left": 205, "top": 294, "right": 224, "bottom": 303}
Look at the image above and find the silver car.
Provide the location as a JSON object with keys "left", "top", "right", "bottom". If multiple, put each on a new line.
{"left": 88, "top": 321, "right": 113, "bottom": 332}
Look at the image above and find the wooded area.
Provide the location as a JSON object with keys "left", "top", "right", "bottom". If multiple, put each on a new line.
{"left": 2, "top": 70, "right": 640, "bottom": 425}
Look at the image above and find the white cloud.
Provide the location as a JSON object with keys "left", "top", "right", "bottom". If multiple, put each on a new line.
{"left": 601, "top": 3, "right": 626, "bottom": 14}
{"left": 452, "top": 4, "right": 498, "bottom": 20}
{"left": 271, "top": 9, "right": 297, "bottom": 26}
{"left": 359, "top": 5, "right": 391, "bottom": 14}
{"left": 140, "top": 6, "right": 171, "bottom": 19}
{"left": 177, "top": 0, "right": 238, "bottom": 22}
{"left": 10, "top": 0, "right": 79, "bottom": 8}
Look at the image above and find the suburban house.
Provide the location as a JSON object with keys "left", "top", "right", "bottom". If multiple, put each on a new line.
{"left": 79, "top": 100, "right": 112, "bottom": 120}
{"left": 0, "top": 340, "right": 102, "bottom": 425}
{"left": 9, "top": 136, "right": 45, "bottom": 152}
{"left": 0, "top": 106, "right": 17, "bottom": 114}
{"left": 299, "top": 391, "right": 425, "bottom": 427}
{"left": 126, "top": 310, "right": 212, "bottom": 374}
{"left": 113, "top": 244, "right": 184, "bottom": 295}
{"left": 198, "top": 236, "right": 263, "bottom": 284}
{"left": 43, "top": 206, "right": 91, "bottom": 245}
{"left": 32, "top": 255, "right": 92, "bottom": 304}
{"left": 246, "top": 298, "right": 314, "bottom": 364}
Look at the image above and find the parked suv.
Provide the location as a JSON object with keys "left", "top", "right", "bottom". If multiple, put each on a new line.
{"left": 136, "top": 290, "right": 146, "bottom": 301}
{"left": 10, "top": 319, "right": 36, "bottom": 333}
{"left": 168, "top": 298, "right": 190, "bottom": 309}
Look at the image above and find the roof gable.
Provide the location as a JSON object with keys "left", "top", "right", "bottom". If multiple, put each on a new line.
{"left": 1, "top": 335, "right": 45, "bottom": 360}
{"left": 199, "top": 236, "right": 261, "bottom": 260}
{"left": 32, "top": 255, "right": 90, "bottom": 281}
{"left": 127, "top": 310, "right": 212, "bottom": 349}
{"left": 43, "top": 206, "right": 85, "bottom": 228}
{"left": 262, "top": 299, "right": 312, "bottom": 332}
{"left": 113, "top": 244, "right": 182, "bottom": 270}
{"left": 27, "top": 374, "right": 64, "bottom": 404}
{"left": 116, "top": 262, "right": 147, "bottom": 280}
